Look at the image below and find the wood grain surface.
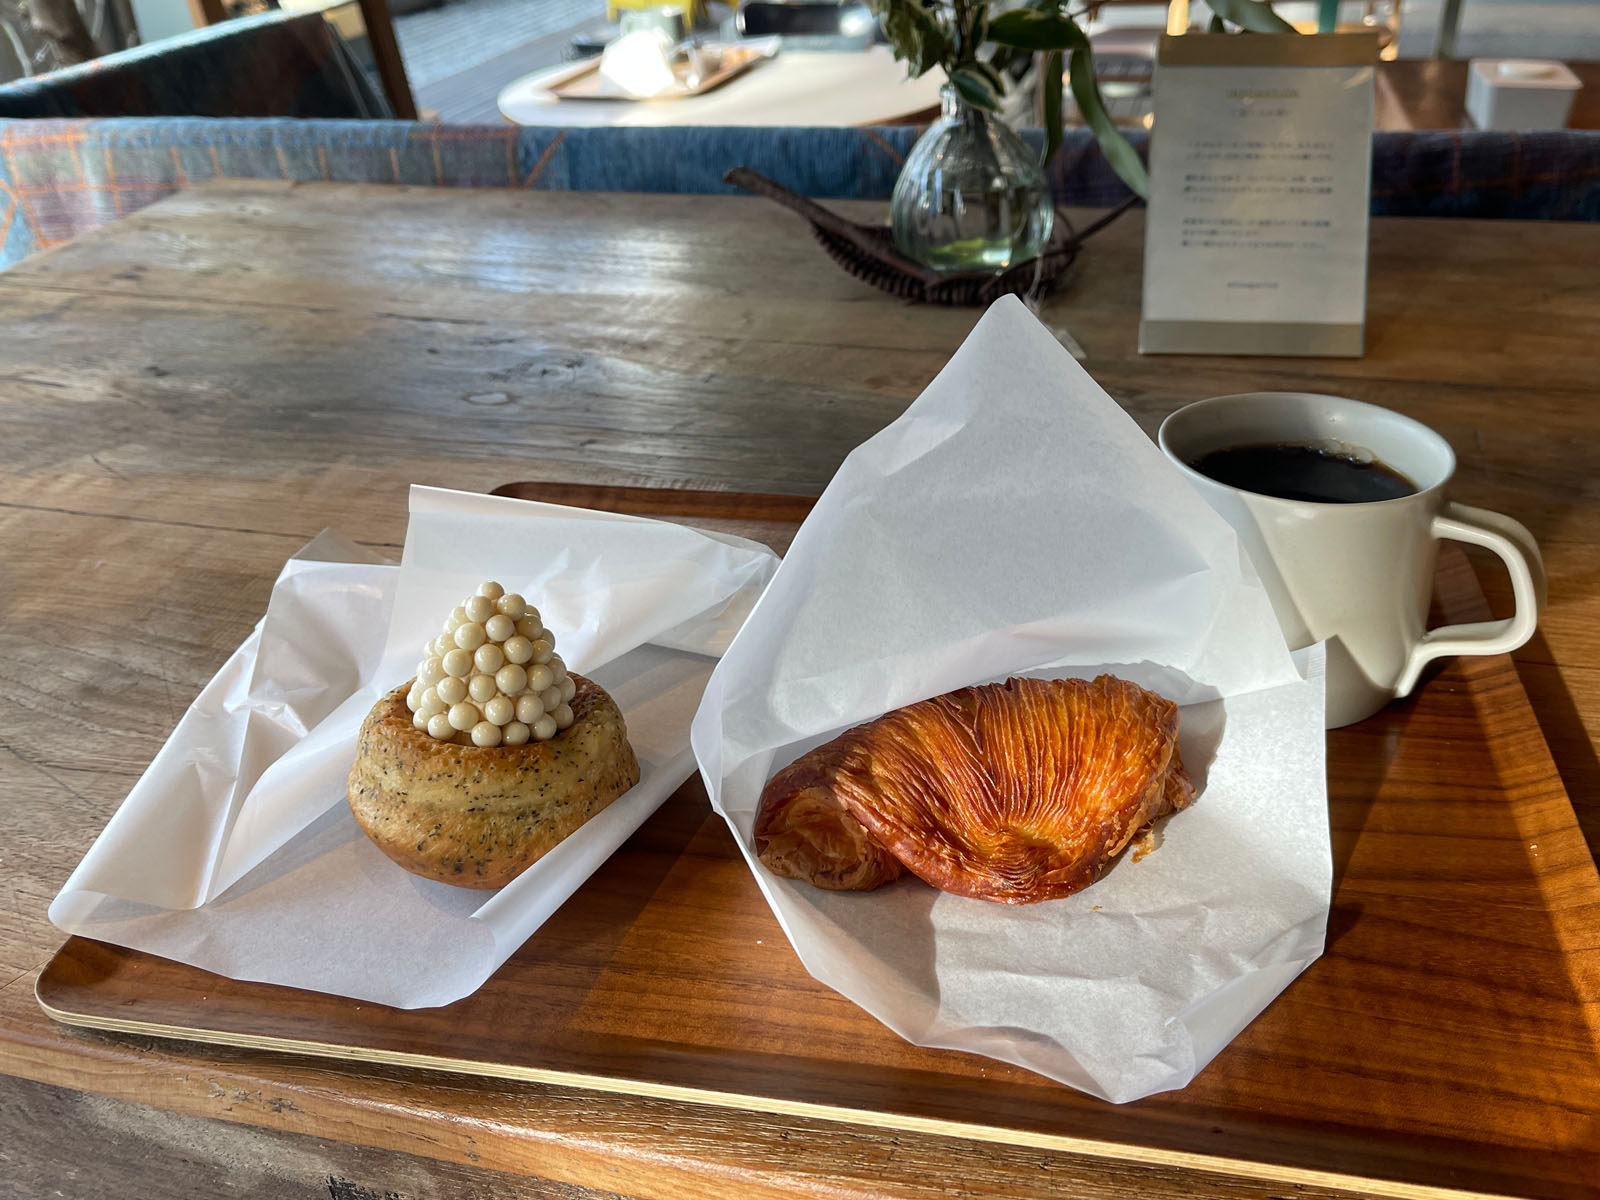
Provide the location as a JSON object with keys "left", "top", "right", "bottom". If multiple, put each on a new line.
{"left": 3, "top": 181, "right": 1599, "bottom": 1200}
{"left": 1374, "top": 58, "right": 1600, "bottom": 131}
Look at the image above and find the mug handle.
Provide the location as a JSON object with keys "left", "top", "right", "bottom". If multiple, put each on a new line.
{"left": 1394, "top": 502, "right": 1545, "bottom": 697}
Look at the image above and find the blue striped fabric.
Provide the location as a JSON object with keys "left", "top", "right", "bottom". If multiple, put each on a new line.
{"left": 1, "top": 118, "right": 1596, "bottom": 270}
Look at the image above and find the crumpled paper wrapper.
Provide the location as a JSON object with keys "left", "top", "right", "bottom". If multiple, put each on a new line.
{"left": 51, "top": 486, "right": 779, "bottom": 1008}
{"left": 690, "top": 297, "right": 1329, "bottom": 1103}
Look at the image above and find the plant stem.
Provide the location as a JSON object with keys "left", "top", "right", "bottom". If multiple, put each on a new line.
{"left": 951, "top": 0, "right": 974, "bottom": 66}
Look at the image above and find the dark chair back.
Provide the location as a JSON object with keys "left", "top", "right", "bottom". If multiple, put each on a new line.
{"left": 0, "top": 10, "right": 390, "bottom": 120}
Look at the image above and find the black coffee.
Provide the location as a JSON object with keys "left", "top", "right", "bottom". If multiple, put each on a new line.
{"left": 1188, "top": 442, "right": 1418, "bottom": 504}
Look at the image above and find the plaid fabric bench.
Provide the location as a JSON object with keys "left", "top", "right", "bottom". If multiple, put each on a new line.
{"left": 1, "top": 119, "right": 1596, "bottom": 270}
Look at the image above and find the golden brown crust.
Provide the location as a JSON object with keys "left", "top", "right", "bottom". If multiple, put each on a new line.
{"left": 753, "top": 756, "right": 905, "bottom": 891}
{"left": 346, "top": 674, "right": 640, "bottom": 889}
{"left": 755, "top": 675, "right": 1193, "bottom": 905}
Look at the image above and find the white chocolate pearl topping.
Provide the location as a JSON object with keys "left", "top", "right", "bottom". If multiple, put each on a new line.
{"left": 411, "top": 582, "right": 575, "bottom": 744}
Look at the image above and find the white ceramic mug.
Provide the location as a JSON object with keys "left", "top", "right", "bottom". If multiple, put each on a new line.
{"left": 1158, "top": 392, "right": 1544, "bottom": 728}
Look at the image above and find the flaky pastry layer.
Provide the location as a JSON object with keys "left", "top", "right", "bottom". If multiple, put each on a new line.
{"left": 755, "top": 675, "right": 1193, "bottom": 904}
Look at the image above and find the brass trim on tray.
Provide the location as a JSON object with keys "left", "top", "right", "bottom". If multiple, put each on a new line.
{"left": 34, "top": 977, "right": 1519, "bottom": 1200}
{"left": 1139, "top": 319, "right": 1365, "bottom": 357}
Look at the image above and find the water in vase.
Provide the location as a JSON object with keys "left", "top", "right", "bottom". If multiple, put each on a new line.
{"left": 891, "top": 85, "right": 1054, "bottom": 276}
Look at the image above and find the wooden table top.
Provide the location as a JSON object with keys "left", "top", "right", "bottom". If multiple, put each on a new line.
{"left": 2, "top": 180, "right": 1598, "bottom": 1200}
{"left": 1375, "top": 57, "right": 1600, "bottom": 131}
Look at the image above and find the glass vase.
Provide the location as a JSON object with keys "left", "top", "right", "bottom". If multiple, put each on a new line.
{"left": 890, "top": 84, "right": 1054, "bottom": 276}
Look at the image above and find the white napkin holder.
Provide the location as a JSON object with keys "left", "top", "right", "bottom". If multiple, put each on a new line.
{"left": 1465, "top": 59, "right": 1580, "bottom": 131}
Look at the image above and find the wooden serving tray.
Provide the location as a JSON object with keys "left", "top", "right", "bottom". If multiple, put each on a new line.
{"left": 539, "top": 40, "right": 777, "bottom": 102}
{"left": 38, "top": 484, "right": 1600, "bottom": 1200}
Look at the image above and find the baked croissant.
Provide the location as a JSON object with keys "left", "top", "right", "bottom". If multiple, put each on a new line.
{"left": 754, "top": 675, "right": 1193, "bottom": 905}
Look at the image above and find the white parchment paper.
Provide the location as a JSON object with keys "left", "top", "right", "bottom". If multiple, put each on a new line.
{"left": 51, "top": 486, "right": 779, "bottom": 1008}
{"left": 690, "top": 297, "right": 1330, "bottom": 1103}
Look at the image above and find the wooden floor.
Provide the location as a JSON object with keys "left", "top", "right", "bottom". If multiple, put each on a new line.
{"left": 394, "top": 0, "right": 602, "bottom": 85}
{"left": 412, "top": 14, "right": 609, "bottom": 123}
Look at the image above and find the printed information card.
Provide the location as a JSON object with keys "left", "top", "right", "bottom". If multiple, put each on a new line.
{"left": 1139, "top": 34, "right": 1378, "bottom": 357}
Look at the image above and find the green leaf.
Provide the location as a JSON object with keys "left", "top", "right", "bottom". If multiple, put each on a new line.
{"left": 967, "top": 7, "right": 987, "bottom": 52}
{"left": 972, "top": 58, "right": 1007, "bottom": 94}
{"left": 949, "top": 66, "right": 1002, "bottom": 111}
{"left": 909, "top": 2, "right": 952, "bottom": 71}
{"left": 987, "top": 9, "right": 1080, "bottom": 50}
{"left": 1203, "top": 0, "right": 1297, "bottom": 33}
{"left": 1064, "top": 31, "right": 1149, "bottom": 199}
{"left": 879, "top": 0, "right": 950, "bottom": 77}
{"left": 879, "top": 3, "right": 924, "bottom": 73}
{"left": 903, "top": 1, "right": 945, "bottom": 38}
{"left": 985, "top": 43, "right": 1029, "bottom": 77}
{"left": 1040, "top": 48, "right": 1063, "bottom": 171}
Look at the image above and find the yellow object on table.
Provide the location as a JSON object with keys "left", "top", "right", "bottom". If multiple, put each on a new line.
{"left": 605, "top": 0, "right": 709, "bottom": 29}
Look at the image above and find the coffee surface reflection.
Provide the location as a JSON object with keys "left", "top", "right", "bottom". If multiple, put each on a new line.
{"left": 1188, "top": 442, "right": 1417, "bottom": 504}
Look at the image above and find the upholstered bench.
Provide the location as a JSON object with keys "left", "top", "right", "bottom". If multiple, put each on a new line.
{"left": 1, "top": 119, "right": 1595, "bottom": 270}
